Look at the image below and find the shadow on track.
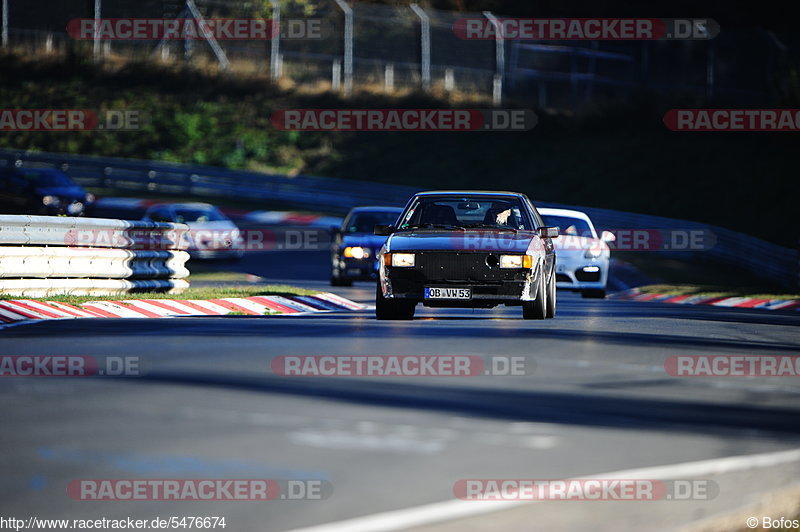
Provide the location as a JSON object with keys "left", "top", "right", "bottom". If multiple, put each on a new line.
{"left": 134, "top": 370, "right": 800, "bottom": 438}
{"left": 7, "top": 315, "right": 798, "bottom": 353}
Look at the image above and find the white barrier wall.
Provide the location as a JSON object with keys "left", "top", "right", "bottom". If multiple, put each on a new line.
{"left": 0, "top": 215, "right": 191, "bottom": 296}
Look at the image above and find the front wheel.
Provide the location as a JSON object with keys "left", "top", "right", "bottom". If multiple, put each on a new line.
{"left": 375, "top": 284, "right": 415, "bottom": 320}
{"left": 522, "top": 273, "right": 547, "bottom": 320}
{"left": 545, "top": 271, "right": 556, "bottom": 319}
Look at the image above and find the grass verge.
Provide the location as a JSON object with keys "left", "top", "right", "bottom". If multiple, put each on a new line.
{"left": 635, "top": 284, "right": 798, "bottom": 300}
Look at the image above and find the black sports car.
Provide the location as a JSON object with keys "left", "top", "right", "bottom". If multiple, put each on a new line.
{"left": 374, "top": 191, "right": 558, "bottom": 320}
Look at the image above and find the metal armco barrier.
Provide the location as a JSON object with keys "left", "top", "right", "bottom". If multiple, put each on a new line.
{"left": 1, "top": 149, "right": 796, "bottom": 290}
{"left": 539, "top": 202, "right": 799, "bottom": 291}
{"left": 0, "top": 149, "right": 421, "bottom": 214}
{"left": 0, "top": 212, "right": 190, "bottom": 296}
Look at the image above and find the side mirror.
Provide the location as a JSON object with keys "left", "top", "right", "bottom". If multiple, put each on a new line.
{"left": 538, "top": 226, "right": 559, "bottom": 238}
{"left": 600, "top": 230, "right": 616, "bottom": 242}
{"left": 374, "top": 224, "right": 394, "bottom": 236}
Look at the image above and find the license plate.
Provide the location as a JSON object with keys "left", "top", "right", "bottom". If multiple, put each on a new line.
{"left": 424, "top": 287, "right": 472, "bottom": 300}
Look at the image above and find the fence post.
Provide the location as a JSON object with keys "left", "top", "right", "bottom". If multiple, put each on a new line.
{"left": 384, "top": 63, "right": 394, "bottom": 92}
{"left": 269, "top": 0, "right": 280, "bottom": 81}
{"left": 444, "top": 68, "right": 454, "bottom": 92}
{"left": 332, "top": 59, "right": 341, "bottom": 90}
{"left": 334, "top": 0, "right": 353, "bottom": 96}
{"left": 483, "top": 11, "right": 504, "bottom": 106}
{"left": 93, "top": 0, "right": 101, "bottom": 60}
{"left": 1, "top": 0, "right": 8, "bottom": 48}
{"left": 410, "top": 4, "right": 431, "bottom": 92}
{"left": 185, "top": 0, "right": 230, "bottom": 70}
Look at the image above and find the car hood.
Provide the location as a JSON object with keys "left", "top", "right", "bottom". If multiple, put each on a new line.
{"left": 35, "top": 186, "right": 89, "bottom": 200}
{"left": 552, "top": 235, "right": 605, "bottom": 255}
{"left": 341, "top": 234, "right": 388, "bottom": 249}
{"left": 387, "top": 230, "right": 537, "bottom": 253}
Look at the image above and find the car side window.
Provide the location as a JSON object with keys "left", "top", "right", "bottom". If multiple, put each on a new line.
{"left": 148, "top": 208, "right": 173, "bottom": 223}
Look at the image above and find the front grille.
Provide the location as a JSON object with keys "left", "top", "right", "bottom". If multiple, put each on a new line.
{"left": 392, "top": 252, "right": 523, "bottom": 282}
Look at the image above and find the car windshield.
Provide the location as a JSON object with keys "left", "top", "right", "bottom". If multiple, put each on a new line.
{"left": 345, "top": 211, "right": 400, "bottom": 233}
{"left": 174, "top": 207, "right": 227, "bottom": 223}
{"left": 398, "top": 196, "right": 533, "bottom": 231}
{"left": 541, "top": 215, "right": 595, "bottom": 238}
{"left": 18, "top": 169, "right": 75, "bottom": 187}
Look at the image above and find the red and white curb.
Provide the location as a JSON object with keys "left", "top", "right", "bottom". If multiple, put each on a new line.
{"left": 0, "top": 293, "right": 364, "bottom": 325}
{"left": 611, "top": 288, "right": 800, "bottom": 311}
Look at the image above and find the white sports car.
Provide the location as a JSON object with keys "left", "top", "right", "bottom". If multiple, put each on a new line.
{"left": 143, "top": 202, "right": 244, "bottom": 260}
{"left": 538, "top": 208, "right": 615, "bottom": 299}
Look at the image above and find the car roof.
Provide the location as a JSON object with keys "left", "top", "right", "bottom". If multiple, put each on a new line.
{"left": 413, "top": 190, "right": 525, "bottom": 197}
{"left": 538, "top": 208, "right": 593, "bottom": 222}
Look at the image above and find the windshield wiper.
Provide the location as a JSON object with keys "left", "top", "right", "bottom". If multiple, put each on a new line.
{"left": 462, "top": 223, "right": 519, "bottom": 232}
{"left": 403, "top": 223, "right": 466, "bottom": 231}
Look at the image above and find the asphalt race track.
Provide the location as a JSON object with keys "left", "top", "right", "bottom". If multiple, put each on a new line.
{"left": 1, "top": 248, "right": 799, "bottom": 531}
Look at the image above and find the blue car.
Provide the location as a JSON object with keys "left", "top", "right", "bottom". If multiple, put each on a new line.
{"left": 0, "top": 167, "right": 95, "bottom": 216}
{"left": 330, "top": 206, "right": 404, "bottom": 286}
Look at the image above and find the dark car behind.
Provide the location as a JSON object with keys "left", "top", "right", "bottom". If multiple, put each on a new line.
{"left": 330, "top": 206, "right": 403, "bottom": 286}
{"left": 0, "top": 167, "right": 95, "bottom": 216}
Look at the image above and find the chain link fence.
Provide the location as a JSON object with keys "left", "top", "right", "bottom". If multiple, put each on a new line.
{"left": 0, "top": 0, "right": 787, "bottom": 107}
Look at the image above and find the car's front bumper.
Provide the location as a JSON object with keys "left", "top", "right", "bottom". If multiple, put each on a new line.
{"left": 333, "top": 256, "right": 379, "bottom": 281}
{"left": 553, "top": 253, "right": 609, "bottom": 290}
{"left": 380, "top": 257, "right": 538, "bottom": 308}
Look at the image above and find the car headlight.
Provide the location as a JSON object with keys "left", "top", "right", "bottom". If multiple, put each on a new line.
{"left": 499, "top": 255, "right": 533, "bottom": 269}
{"left": 385, "top": 253, "right": 415, "bottom": 267}
{"left": 584, "top": 247, "right": 603, "bottom": 259}
{"left": 343, "top": 246, "right": 369, "bottom": 259}
{"left": 42, "top": 195, "right": 60, "bottom": 206}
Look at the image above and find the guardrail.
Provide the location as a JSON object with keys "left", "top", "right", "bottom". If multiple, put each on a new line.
{"left": 1, "top": 148, "right": 797, "bottom": 291}
{"left": 539, "top": 202, "right": 799, "bottom": 291}
{"left": 0, "top": 214, "right": 190, "bottom": 297}
{"left": 0, "top": 149, "right": 421, "bottom": 214}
